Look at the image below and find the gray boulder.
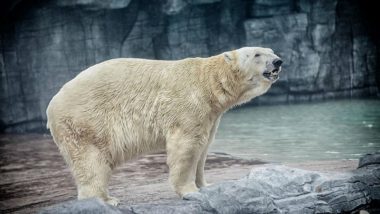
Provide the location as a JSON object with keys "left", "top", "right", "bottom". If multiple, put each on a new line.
{"left": 359, "top": 153, "right": 380, "bottom": 168}
{"left": 186, "top": 164, "right": 379, "bottom": 213}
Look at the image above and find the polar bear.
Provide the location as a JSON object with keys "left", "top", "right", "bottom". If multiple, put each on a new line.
{"left": 46, "top": 47, "right": 282, "bottom": 206}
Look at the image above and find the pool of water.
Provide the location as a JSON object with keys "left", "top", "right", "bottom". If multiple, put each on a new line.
{"left": 211, "top": 99, "right": 380, "bottom": 162}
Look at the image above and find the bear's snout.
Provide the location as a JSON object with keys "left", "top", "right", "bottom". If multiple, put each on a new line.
{"left": 272, "top": 58, "right": 283, "bottom": 68}
{"left": 263, "top": 57, "right": 282, "bottom": 82}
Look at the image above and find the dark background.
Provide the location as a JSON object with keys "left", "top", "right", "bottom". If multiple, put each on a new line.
{"left": 0, "top": 0, "right": 379, "bottom": 133}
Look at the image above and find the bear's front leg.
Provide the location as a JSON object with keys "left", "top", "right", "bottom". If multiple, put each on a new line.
{"left": 195, "top": 147, "right": 210, "bottom": 188}
{"left": 196, "top": 116, "right": 221, "bottom": 188}
{"left": 166, "top": 133, "right": 206, "bottom": 198}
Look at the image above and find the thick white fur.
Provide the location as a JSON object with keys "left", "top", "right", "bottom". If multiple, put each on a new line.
{"left": 46, "top": 47, "right": 280, "bottom": 206}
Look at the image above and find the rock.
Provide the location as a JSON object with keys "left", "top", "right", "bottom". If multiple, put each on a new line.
{"left": 39, "top": 198, "right": 130, "bottom": 214}
{"left": 130, "top": 201, "right": 211, "bottom": 214}
{"left": 0, "top": 0, "right": 379, "bottom": 132}
{"left": 359, "top": 152, "right": 380, "bottom": 168}
{"left": 249, "top": 0, "right": 295, "bottom": 17}
{"left": 162, "top": 0, "right": 188, "bottom": 15}
{"left": 185, "top": 164, "right": 379, "bottom": 213}
{"left": 57, "top": 0, "right": 132, "bottom": 10}
{"left": 39, "top": 154, "right": 380, "bottom": 214}
{"left": 162, "top": 0, "right": 221, "bottom": 15}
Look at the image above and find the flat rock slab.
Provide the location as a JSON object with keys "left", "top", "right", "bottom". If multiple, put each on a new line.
{"left": 40, "top": 154, "right": 380, "bottom": 214}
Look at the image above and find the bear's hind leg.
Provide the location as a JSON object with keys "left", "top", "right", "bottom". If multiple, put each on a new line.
{"left": 71, "top": 145, "right": 119, "bottom": 206}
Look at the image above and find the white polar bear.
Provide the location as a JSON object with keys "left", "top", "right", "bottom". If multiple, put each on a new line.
{"left": 46, "top": 47, "right": 282, "bottom": 206}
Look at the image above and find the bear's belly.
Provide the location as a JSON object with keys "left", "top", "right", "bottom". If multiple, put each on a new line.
{"left": 108, "top": 120, "right": 167, "bottom": 162}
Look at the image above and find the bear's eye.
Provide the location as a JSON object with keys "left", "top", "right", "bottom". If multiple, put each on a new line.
{"left": 254, "top": 54, "right": 261, "bottom": 57}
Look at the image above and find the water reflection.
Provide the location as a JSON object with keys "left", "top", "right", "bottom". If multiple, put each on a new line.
{"left": 211, "top": 99, "right": 380, "bottom": 162}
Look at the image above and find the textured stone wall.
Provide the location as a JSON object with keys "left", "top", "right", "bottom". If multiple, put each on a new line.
{"left": 247, "top": 0, "right": 379, "bottom": 104}
{"left": 0, "top": 0, "right": 379, "bottom": 132}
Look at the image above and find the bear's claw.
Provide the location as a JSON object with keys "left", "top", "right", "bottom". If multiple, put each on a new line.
{"left": 106, "top": 196, "right": 120, "bottom": 206}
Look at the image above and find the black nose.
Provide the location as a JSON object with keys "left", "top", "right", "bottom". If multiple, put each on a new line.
{"left": 273, "top": 58, "right": 283, "bottom": 67}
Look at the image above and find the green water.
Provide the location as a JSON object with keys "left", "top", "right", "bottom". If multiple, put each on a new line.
{"left": 211, "top": 99, "right": 380, "bottom": 162}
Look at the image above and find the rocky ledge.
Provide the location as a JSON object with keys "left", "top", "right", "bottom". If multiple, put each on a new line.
{"left": 40, "top": 153, "right": 380, "bottom": 214}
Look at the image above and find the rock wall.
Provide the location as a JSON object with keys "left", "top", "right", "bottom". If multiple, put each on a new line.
{"left": 0, "top": 0, "right": 379, "bottom": 132}
{"left": 247, "top": 0, "right": 379, "bottom": 104}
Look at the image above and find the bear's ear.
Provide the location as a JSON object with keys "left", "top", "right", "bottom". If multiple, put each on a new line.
{"left": 223, "top": 51, "right": 235, "bottom": 65}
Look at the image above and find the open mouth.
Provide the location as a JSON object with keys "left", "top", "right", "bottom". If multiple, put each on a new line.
{"left": 263, "top": 69, "right": 280, "bottom": 81}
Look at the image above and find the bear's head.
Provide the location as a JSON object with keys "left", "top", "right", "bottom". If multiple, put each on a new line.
{"left": 223, "top": 47, "right": 283, "bottom": 105}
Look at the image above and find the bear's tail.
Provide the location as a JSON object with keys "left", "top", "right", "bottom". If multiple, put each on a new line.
{"left": 46, "top": 102, "right": 53, "bottom": 130}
